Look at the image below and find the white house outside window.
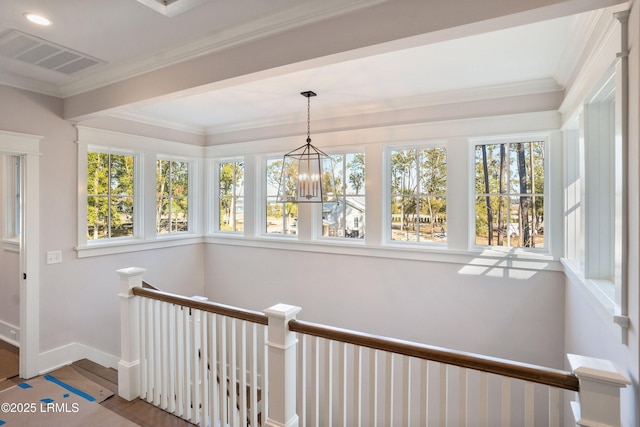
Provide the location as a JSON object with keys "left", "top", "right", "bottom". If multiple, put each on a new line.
{"left": 474, "top": 140, "right": 545, "bottom": 248}
{"left": 87, "top": 149, "right": 135, "bottom": 240}
{"left": 389, "top": 146, "right": 447, "bottom": 244}
{"left": 322, "top": 152, "right": 365, "bottom": 239}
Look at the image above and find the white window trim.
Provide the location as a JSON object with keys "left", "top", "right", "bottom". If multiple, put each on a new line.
{"left": 155, "top": 155, "right": 198, "bottom": 237}
{"left": 316, "top": 148, "right": 367, "bottom": 243}
{"left": 469, "top": 133, "right": 552, "bottom": 256}
{"left": 76, "top": 126, "right": 204, "bottom": 258}
{"left": 383, "top": 140, "right": 448, "bottom": 248}
{"left": 561, "top": 60, "right": 628, "bottom": 340}
{"left": 211, "top": 157, "right": 245, "bottom": 235}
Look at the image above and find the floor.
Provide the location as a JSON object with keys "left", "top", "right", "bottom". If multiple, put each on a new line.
{"left": 0, "top": 341, "right": 193, "bottom": 426}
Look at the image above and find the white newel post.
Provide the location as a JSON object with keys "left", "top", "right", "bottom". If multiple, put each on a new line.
{"left": 264, "top": 304, "right": 302, "bottom": 427}
{"left": 568, "top": 354, "right": 631, "bottom": 427}
{"left": 116, "top": 267, "right": 145, "bottom": 401}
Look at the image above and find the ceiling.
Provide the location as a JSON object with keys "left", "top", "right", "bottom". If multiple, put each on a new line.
{"left": 0, "top": 0, "right": 609, "bottom": 137}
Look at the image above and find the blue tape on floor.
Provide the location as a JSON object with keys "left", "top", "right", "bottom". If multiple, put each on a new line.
{"left": 0, "top": 419, "right": 5, "bottom": 425}
{"left": 40, "top": 398, "right": 54, "bottom": 404}
{"left": 17, "top": 382, "right": 32, "bottom": 389}
{"left": 44, "top": 375, "right": 96, "bottom": 402}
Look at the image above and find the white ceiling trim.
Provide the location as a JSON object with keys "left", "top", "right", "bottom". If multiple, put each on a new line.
{"left": 111, "top": 77, "right": 563, "bottom": 136}
{"left": 57, "top": 0, "right": 387, "bottom": 98}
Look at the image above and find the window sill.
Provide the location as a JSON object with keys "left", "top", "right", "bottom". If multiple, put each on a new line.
{"left": 206, "top": 234, "right": 562, "bottom": 272}
{"left": 76, "top": 235, "right": 204, "bottom": 258}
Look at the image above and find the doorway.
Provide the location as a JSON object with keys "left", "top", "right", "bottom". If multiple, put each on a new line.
{"left": 0, "top": 130, "right": 41, "bottom": 379}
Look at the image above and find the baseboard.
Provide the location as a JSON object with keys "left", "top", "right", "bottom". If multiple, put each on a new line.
{"left": 0, "top": 319, "right": 19, "bottom": 347}
{"left": 38, "top": 342, "right": 120, "bottom": 375}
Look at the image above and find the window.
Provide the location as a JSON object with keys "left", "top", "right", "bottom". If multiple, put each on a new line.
{"left": 389, "top": 146, "right": 447, "bottom": 243}
{"left": 87, "top": 150, "right": 135, "bottom": 240}
{"left": 265, "top": 157, "right": 297, "bottom": 235}
{"left": 474, "top": 140, "right": 544, "bottom": 248}
{"left": 322, "top": 152, "right": 365, "bottom": 238}
{"left": 156, "top": 159, "right": 190, "bottom": 234}
{"left": 217, "top": 160, "right": 244, "bottom": 233}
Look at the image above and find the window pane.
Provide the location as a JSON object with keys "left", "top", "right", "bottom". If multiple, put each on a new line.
{"left": 87, "top": 151, "right": 135, "bottom": 240}
{"left": 110, "top": 154, "right": 134, "bottom": 195}
{"left": 419, "top": 148, "right": 446, "bottom": 194}
{"left": 172, "top": 161, "right": 189, "bottom": 197}
{"left": 157, "top": 197, "right": 170, "bottom": 233}
{"left": 474, "top": 140, "right": 544, "bottom": 248}
{"left": 157, "top": 159, "right": 189, "bottom": 234}
{"left": 171, "top": 197, "right": 188, "bottom": 232}
{"left": 157, "top": 160, "right": 170, "bottom": 197}
{"left": 266, "top": 159, "right": 296, "bottom": 235}
{"left": 111, "top": 196, "right": 134, "bottom": 237}
{"left": 391, "top": 195, "right": 417, "bottom": 241}
{"left": 87, "top": 195, "right": 108, "bottom": 239}
{"left": 218, "top": 161, "right": 244, "bottom": 233}
{"left": 390, "top": 147, "right": 446, "bottom": 244}
{"left": 419, "top": 196, "right": 447, "bottom": 241}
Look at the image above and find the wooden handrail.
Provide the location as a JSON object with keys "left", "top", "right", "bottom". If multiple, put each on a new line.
{"left": 132, "top": 287, "right": 268, "bottom": 325}
{"left": 289, "top": 319, "right": 579, "bottom": 392}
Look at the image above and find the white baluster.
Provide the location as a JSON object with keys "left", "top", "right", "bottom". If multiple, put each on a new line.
{"left": 439, "top": 364, "right": 447, "bottom": 427}
{"left": 370, "top": 349, "right": 378, "bottom": 427}
{"left": 402, "top": 356, "right": 411, "bottom": 427}
{"left": 240, "top": 321, "right": 248, "bottom": 427}
{"left": 354, "top": 345, "right": 362, "bottom": 427}
{"left": 548, "top": 387, "right": 560, "bottom": 427}
{"left": 479, "top": 372, "right": 488, "bottom": 427}
{"left": 324, "top": 339, "right": 333, "bottom": 425}
{"left": 524, "top": 382, "right": 534, "bottom": 427}
{"left": 420, "top": 360, "right": 428, "bottom": 427}
{"left": 501, "top": 377, "right": 511, "bottom": 427}
{"left": 385, "top": 353, "right": 394, "bottom": 426}
{"left": 312, "top": 337, "right": 319, "bottom": 427}
{"left": 220, "top": 316, "right": 228, "bottom": 426}
{"left": 459, "top": 367, "right": 467, "bottom": 426}
{"left": 300, "top": 334, "right": 307, "bottom": 427}
{"left": 338, "top": 342, "right": 347, "bottom": 426}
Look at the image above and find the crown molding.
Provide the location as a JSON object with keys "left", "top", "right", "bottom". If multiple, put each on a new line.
{"left": 57, "top": 0, "right": 387, "bottom": 98}
{"left": 108, "top": 78, "right": 561, "bottom": 137}
{"left": 202, "top": 78, "right": 563, "bottom": 135}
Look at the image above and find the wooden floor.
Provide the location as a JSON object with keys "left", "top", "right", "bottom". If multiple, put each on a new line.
{"left": 0, "top": 341, "right": 193, "bottom": 426}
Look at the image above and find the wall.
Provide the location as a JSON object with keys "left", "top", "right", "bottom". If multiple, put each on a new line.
{"left": 0, "top": 84, "right": 205, "bottom": 371}
{"left": 563, "top": 1, "right": 639, "bottom": 426}
{"left": 204, "top": 235, "right": 566, "bottom": 371}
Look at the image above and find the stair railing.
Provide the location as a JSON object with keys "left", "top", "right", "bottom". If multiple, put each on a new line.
{"left": 117, "top": 267, "right": 630, "bottom": 427}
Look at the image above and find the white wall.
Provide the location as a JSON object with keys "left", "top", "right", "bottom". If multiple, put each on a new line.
{"left": 204, "top": 236, "right": 566, "bottom": 371}
{"left": 0, "top": 84, "right": 206, "bottom": 371}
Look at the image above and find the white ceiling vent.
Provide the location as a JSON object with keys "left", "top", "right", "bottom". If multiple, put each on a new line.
{"left": 0, "top": 30, "right": 103, "bottom": 75}
{"left": 136, "top": 0, "right": 210, "bottom": 17}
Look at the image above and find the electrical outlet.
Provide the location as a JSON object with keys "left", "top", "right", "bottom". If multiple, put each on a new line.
{"left": 46, "top": 250, "right": 62, "bottom": 264}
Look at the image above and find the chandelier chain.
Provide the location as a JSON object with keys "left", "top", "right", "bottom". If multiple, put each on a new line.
{"left": 307, "top": 95, "right": 311, "bottom": 143}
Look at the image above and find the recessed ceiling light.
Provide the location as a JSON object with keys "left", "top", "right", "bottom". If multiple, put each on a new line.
{"left": 24, "top": 13, "right": 52, "bottom": 26}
